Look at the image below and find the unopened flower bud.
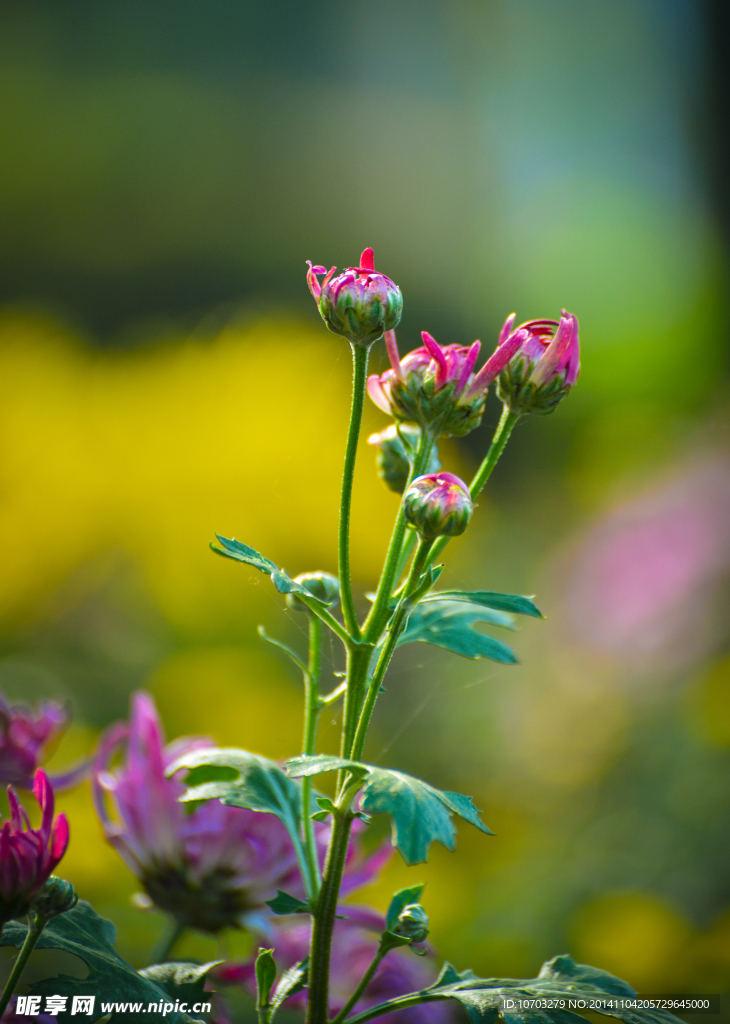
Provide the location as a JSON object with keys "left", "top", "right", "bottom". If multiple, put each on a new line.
{"left": 403, "top": 472, "right": 473, "bottom": 540}
{"left": 367, "top": 425, "right": 441, "bottom": 494}
{"left": 30, "top": 875, "right": 77, "bottom": 920}
{"left": 306, "top": 248, "right": 402, "bottom": 348}
{"left": 497, "top": 311, "right": 580, "bottom": 415}
{"left": 393, "top": 903, "right": 429, "bottom": 944}
{"left": 286, "top": 572, "right": 340, "bottom": 613}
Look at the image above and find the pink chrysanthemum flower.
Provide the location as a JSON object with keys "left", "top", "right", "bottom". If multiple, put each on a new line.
{"left": 0, "top": 770, "right": 69, "bottom": 926}
{"left": 0, "top": 691, "right": 86, "bottom": 791}
{"left": 496, "top": 311, "right": 580, "bottom": 415}
{"left": 367, "top": 327, "right": 525, "bottom": 439}
{"left": 306, "top": 248, "right": 402, "bottom": 348}
{"left": 92, "top": 693, "right": 390, "bottom": 934}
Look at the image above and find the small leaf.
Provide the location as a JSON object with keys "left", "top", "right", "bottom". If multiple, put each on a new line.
{"left": 385, "top": 884, "right": 426, "bottom": 933}
{"left": 255, "top": 948, "right": 277, "bottom": 1010}
{"left": 265, "top": 890, "right": 311, "bottom": 915}
{"left": 271, "top": 957, "right": 309, "bottom": 1014}
{"left": 316, "top": 796, "right": 338, "bottom": 813}
{"left": 169, "top": 747, "right": 309, "bottom": 857}
{"left": 0, "top": 902, "right": 203, "bottom": 1023}
{"left": 211, "top": 535, "right": 324, "bottom": 601}
{"left": 285, "top": 756, "right": 492, "bottom": 866}
{"left": 139, "top": 961, "right": 223, "bottom": 1001}
{"left": 398, "top": 600, "right": 518, "bottom": 663}
{"left": 311, "top": 810, "right": 330, "bottom": 821}
{"left": 422, "top": 590, "right": 544, "bottom": 618}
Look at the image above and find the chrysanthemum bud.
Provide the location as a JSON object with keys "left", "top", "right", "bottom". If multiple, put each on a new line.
{"left": 367, "top": 327, "right": 524, "bottom": 439}
{"left": 306, "top": 248, "right": 402, "bottom": 348}
{"left": 367, "top": 425, "right": 441, "bottom": 494}
{"left": 393, "top": 903, "right": 429, "bottom": 944}
{"left": 403, "top": 472, "right": 473, "bottom": 540}
{"left": 497, "top": 311, "right": 580, "bottom": 415}
{"left": 286, "top": 572, "right": 340, "bottom": 612}
{"left": 30, "top": 875, "right": 77, "bottom": 920}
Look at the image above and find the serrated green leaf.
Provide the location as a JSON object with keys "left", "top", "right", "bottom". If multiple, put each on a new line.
{"left": 422, "top": 590, "right": 544, "bottom": 618}
{"left": 211, "top": 535, "right": 323, "bottom": 601}
{"left": 284, "top": 756, "right": 492, "bottom": 866}
{"left": 271, "top": 957, "right": 309, "bottom": 1015}
{"left": 168, "top": 747, "right": 309, "bottom": 857}
{"left": 397, "top": 600, "right": 518, "bottom": 664}
{"left": 421, "top": 955, "right": 682, "bottom": 1024}
{"left": 265, "top": 890, "right": 311, "bottom": 915}
{"left": 139, "top": 960, "right": 222, "bottom": 1001}
{"left": 0, "top": 902, "right": 202, "bottom": 1023}
{"left": 385, "top": 884, "right": 426, "bottom": 933}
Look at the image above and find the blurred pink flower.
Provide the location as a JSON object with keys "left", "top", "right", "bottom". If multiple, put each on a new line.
{"left": 0, "top": 770, "right": 70, "bottom": 925}
{"left": 367, "top": 327, "right": 523, "bottom": 438}
{"left": 92, "top": 693, "right": 390, "bottom": 933}
{"left": 0, "top": 692, "right": 86, "bottom": 791}
{"left": 217, "top": 906, "right": 453, "bottom": 1023}
{"left": 563, "top": 458, "right": 730, "bottom": 666}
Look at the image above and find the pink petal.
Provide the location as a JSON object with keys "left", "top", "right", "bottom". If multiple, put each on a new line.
{"left": 529, "top": 313, "right": 575, "bottom": 387}
{"left": 367, "top": 375, "right": 393, "bottom": 414}
{"left": 498, "top": 313, "right": 516, "bottom": 346}
{"left": 33, "top": 769, "right": 54, "bottom": 840}
{"left": 359, "top": 248, "right": 375, "bottom": 272}
{"left": 420, "top": 332, "right": 448, "bottom": 389}
{"left": 49, "top": 812, "right": 70, "bottom": 865}
{"left": 457, "top": 340, "right": 482, "bottom": 392}
{"left": 383, "top": 329, "right": 402, "bottom": 380}
{"left": 462, "top": 329, "right": 527, "bottom": 401}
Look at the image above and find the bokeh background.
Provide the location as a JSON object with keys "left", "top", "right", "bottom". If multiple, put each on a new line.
{"left": 1, "top": 0, "right": 730, "bottom": 1016}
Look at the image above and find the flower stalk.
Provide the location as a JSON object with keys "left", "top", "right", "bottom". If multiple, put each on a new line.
{"left": 0, "top": 909, "right": 47, "bottom": 1019}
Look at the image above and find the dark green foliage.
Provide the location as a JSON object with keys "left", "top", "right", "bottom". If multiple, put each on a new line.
{"left": 0, "top": 902, "right": 204, "bottom": 1023}
{"left": 398, "top": 599, "right": 519, "bottom": 663}
{"left": 421, "top": 591, "right": 543, "bottom": 618}
{"left": 265, "top": 890, "right": 311, "bottom": 915}
{"left": 211, "top": 536, "right": 326, "bottom": 601}
{"left": 285, "top": 756, "right": 493, "bottom": 865}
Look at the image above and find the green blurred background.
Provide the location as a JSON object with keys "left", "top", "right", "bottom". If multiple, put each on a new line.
{"left": 1, "top": 0, "right": 730, "bottom": 1011}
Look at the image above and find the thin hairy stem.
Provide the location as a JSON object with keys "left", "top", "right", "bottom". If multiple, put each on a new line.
{"left": 301, "top": 614, "right": 323, "bottom": 898}
{"left": 0, "top": 911, "right": 47, "bottom": 1018}
{"left": 339, "top": 345, "right": 370, "bottom": 639}
{"left": 352, "top": 539, "right": 430, "bottom": 761}
{"left": 331, "top": 943, "right": 389, "bottom": 1024}
{"left": 363, "top": 431, "right": 434, "bottom": 643}
{"left": 297, "top": 594, "right": 353, "bottom": 650}
{"left": 343, "top": 992, "right": 445, "bottom": 1024}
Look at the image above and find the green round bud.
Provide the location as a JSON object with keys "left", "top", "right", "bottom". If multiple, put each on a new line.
{"left": 286, "top": 572, "right": 340, "bottom": 613}
{"left": 403, "top": 472, "right": 473, "bottom": 540}
{"left": 30, "top": 876, "right": 78, "bottom": 921}
{"left": 367, "top": 425, "right": 441, "bottom": 494}
{"left": 393, "top": 903, "right": 429, "bottom": 944}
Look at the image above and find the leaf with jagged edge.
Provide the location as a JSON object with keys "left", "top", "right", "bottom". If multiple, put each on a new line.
{"left": 285, "top": 756, "right": 492, "bottom": 865}
{"left": 271, "top": 957, "right": 309, "bottom": 1016}
{"left": 139, "top": 960, "right": 222, "bottom": 1002}
{"left": 397, "top": 599, "right": 518, "bottom": 663}
{"left": 211, "top": 535, "right": 326, "bottom": 601}
{"left": 352, "top": 955, "right": 684, "bottom": 1024}
{"left": 0, "top": 902, "right": 203, "bottom": 1023}
{"left": 168, "top": 746, "right": 310, "bottom": 857}
{"left": 421, "top": 590, "right": 543, "bottom": 618}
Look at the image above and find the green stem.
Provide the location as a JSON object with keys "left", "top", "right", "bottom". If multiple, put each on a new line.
{"left": 339, "top": 345, "right": 370, "bottom": 640}
{"left": 425, "top": 406, "right": 520, "bottom": 569}
{"left": 297, "top": 595, "right": 353, "bottom": 651}
{"left": 331, "top": 943, "right": 389, "bottom": 1024}
{"left": 364, "top": 431, "right": 434, "bottom": 643}
{"left": 351, "top": 540, "right": 430, "bottom": 762}
{"left": 301, "top": 615, "right": 323, "bottom": 899}
{"left": 150, "top": 918, "right": 185, "bottom": 964}
{"left": 343, "top": 992, "right": 445, "bottom": 1024}
{"left": 305, "top": 811, "right": 354, "bottom": 1024}
{"left": 339, "top": 642, "right": 375, "bottom": 764}
{"left": 0, "top": 911, "right": 47, "bottom": 1018}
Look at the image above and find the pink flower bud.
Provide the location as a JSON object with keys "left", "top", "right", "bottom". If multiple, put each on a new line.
{"left": 496, "top": 311, "right": 580, "bottom": 415}
{"left": 403, "top": 472, "right": 473, "bottom": 540}
{"left": 306, "top": 248, "right": 403, "bottom": 348}
{"left": 0, "top": 770, "right": 69, "bottom": 926}
{"left": 0, "top": 691, "right": 87, "bottom": 791}
{"left": 367, "top": 327, "right": 523, "bottom": 439}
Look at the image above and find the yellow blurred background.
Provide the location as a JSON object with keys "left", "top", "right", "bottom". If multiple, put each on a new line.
{"left": 1, "top": 0, "right": 729, "bottom": 1015}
